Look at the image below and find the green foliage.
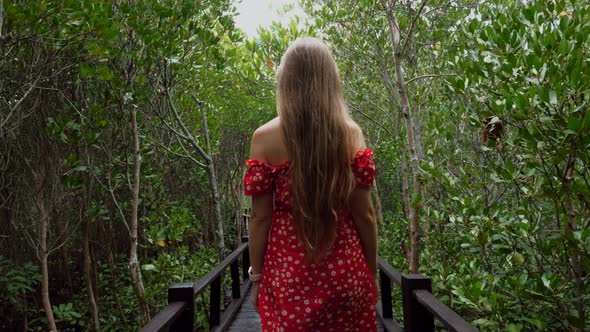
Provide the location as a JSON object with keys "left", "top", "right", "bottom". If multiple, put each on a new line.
{"left": 52, "top": 303, "right": 83, "bottom": 327}
{"left": 3, "top": 0, "right": 589, "bottom": 330}
{"left": 0, "top": 256, "right": 40, "bottom": 310}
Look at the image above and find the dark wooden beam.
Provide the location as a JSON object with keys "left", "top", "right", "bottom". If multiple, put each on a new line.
{"left": 194, "top": 242, "right": 248, "bottom": 296}
{"left": 378, "top": 256, "right": 402, "bottom": 287}
{"left": 139, "top": 302, "right": 186, "bottom": 332}
{"left": 414, "top": 290, "right": 479, "bottom": 332}
{"left": 402, "top": 274, "right": 434, "bottom": 332}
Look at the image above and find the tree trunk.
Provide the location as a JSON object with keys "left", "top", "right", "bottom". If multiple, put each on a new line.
{"left": 22, "top": 295, "right": 28, "bottom": 332}
{"left": 130, "top": 109, "right": 150, "bottom": 324}
{"left": 82, "top": 177, "right": 100, "bottom": 331}
{"left": 84, "top": 221, "right": 100, "bottom": 331}
{"left": 399, "top": 146, "right": 410, "bottom": 221}
{"left": 562, "top": 157, "right": 585, "bottom": 331}
{"left": 0, "top": 0, "right": 3, "bottom": 38}
{"left": 384, "top": 4, "right": 424, "bottom": 274}
{"left": 56, "top": 212, "right": 73, "bottom": 293}
{"left": 107, "top": 216, "right": 127, "bottom": 324}
{"left": 395, "top": 57, "right": 422, "bottom": 274}
{"left": 199, "top": 101, "right": 225, "bottom": 258}
{"left": 232, "top": 176, "right": 243, "bottom": 242}
{"left": 33, "top": 167, "right": 57, "bottom": 332}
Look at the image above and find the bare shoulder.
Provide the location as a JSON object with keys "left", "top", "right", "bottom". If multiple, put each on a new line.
{"left": 253, "top": 117, "right": 280, "bottom": 138}
{"left": 250, "top": 117, "right": 284, "bottom": 162}
{"left": 347, "top": 119, "right": 366, "bottom": 152}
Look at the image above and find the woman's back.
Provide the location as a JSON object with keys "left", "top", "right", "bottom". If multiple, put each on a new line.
{"left": 245, "top": 37, "right": 378, "bottom": 331}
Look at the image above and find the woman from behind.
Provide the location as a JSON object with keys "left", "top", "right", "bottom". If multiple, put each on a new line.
{"left": 244, "top": 37, "right": 378, "bottom": 332}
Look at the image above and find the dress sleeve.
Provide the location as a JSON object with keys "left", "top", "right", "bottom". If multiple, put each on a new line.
{"left": 352, "top": 149, "right": 376, "bottom": 188}
{"left": 244, "top": 160, "right": 274, "bottom": 195}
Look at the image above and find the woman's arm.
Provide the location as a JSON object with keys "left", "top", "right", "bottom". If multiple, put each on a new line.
{"left": 350, "top": 186, "right": 378, "bottom": 279}
{"left": 249, "top": 194, "right": 273, "bottom": 274}
{"left": 349, "top": 124, "right": 378, "bottom": 278}
{"left": 247, "top": 129, "right": 273, "bottom": 275}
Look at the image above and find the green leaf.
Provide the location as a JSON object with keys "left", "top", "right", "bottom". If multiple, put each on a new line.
{"left": 79, "top": 63, "right": 94, "bottom": 78}
{"left": 541, "top": 274, "right": 551, "bottom": 289}
{"left": 97, "top": 66, "right": 114, "bottom": 81}
{"left": 536, "top": 87, "right": 549, "bottom": 103}
{"left": 559, "top": 38, "right": 569, "bottom": 54}
{"left": 523, "top": 8, "right": 534, "bottom": 22}
{"left": 515, "top": 95, "right": 527, "bottom": 109}
{"left": 513, "top": 252, "right": 525, "bottom": 265}
{"left": 142, "top": 264, "right": 157, "bottom": 271}
{"left": 549, "top": 90, "right": 557, "bottom": 105}
{"left": 568, "top": 117, "right": 581, "bottom": 131}
{"left": 570, "top": 62, "right": 581, "bottom": 86}
{"left": 507, "top": 324, "right": 521, "bottom": 332}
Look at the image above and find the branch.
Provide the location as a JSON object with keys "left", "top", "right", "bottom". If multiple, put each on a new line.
{"left": 107, "top": 173, "right": 131, "bottom": 235}
{"left": 193, "top": 94, "right": 213, "bottom": 162}
{"left": 166, "top": 92, "right": 209, "bottom": 161}
{"left": 401, "top": 0, "right": 430, "bottom": 54}
{"left": 1, "top": 76, "right": 41, "bottom": 129}
{"left": 405, "top": 73, "right": 458, "bottom": 86}
{"left": 144, "top": 135, "right": 207, "bottom": 169}
{"left": 349, "top": 104, "right": 395, "bottom": 138}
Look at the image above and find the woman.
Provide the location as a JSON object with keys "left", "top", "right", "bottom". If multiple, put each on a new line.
{"left": 244, "top": 37, "right": 378, "bottom": 331}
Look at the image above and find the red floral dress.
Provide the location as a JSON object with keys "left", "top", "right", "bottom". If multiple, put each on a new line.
{"left": 244, "top": 149, "right": 378, "bottom": 332}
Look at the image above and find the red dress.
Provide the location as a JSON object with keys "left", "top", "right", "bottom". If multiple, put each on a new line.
{"left": 244, "top": 149, "right": 378, "bottom": 332}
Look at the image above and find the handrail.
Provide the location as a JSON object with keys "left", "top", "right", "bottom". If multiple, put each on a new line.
{"left": 378, "top": 256, "right": 402, "bottom": 286}
{"left": 142, "top": 236, "right": 478, "bottom": 332}
{"left": 139, "top": 302, "right": 186, "bottom": 332}
{"left": 194, "top": 242, "right": 249, "bottom": 296}
{"left": 414, "top": 290, "right": 478, "bottom": 332}
{"left": 140, "top": 241, "right": 250, "bottom": 332}
{"left": 377, "top": 263, "right": 480, "bottom": 332}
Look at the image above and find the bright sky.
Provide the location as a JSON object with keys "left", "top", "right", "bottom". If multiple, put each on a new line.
{"left": 234, "top": 0, "right": 306, "bottom": 37}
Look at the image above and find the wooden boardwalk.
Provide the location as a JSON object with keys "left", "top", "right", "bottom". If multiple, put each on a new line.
{"left": 226, "top": 287, "right": 385, "bottom": 331}
{"left": 140, "top": 242, "right": 476, "bottom": 332}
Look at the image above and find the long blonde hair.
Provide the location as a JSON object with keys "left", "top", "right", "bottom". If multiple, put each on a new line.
{"left": 277, "top": 38, "right": 355, "bottom": 264}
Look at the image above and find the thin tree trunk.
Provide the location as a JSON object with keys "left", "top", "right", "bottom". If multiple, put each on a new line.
{"left": 394, "top": 55, "right": 422, "bottom": 274}
{"left": 56, "top": 213, "right": 73, "bottom": 293}
{"left": 107, "top": 220, "right": 126, "bottom": 324}
{"left": 82, "top": 177, "right": 100, "bottom": 332}
{"left": 399, "top": 146, "right": 410, "bottom": 220}
{"left": 84, "top": 221, "right": 100, "bottom": 331}
{"left": 0, "top": 0, "right": 3, "bottom": 38}
{"left": 33, "top": 167, "right": 57, "bottom": 332}
{"left": 232, "top": 176, "right": 243, "bottom": 242}
{"left": 562, "top": 157, "right": 585, "bottom": 331}
{"left": 130, "top": 109, "right": 150, "bottom": 324}
{"left": 384, "top": 8, "right": 423, "bottom": 273}
{"left": 22, "top": 295, "right": 28, "bottom": 332}
{"left": 198, "top": 100, "right": 225, "bottom": 258}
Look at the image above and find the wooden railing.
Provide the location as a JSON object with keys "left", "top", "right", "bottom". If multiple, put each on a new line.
{"left": 140, "top": 241, "right": 251, "bottom": 332}
{"left": 141, "top": 240, "right": 478, "bottom": 332}
{"left": 377, "top": 257, "right": 478, "bottom": 332}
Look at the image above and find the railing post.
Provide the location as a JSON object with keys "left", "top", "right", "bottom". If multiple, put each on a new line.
{"left": 242, "top": 238, "right": 250, "bottom": 281}
{"left": 168, "top": 283, "right": 195, "bottom": 332}
{"left": 209, "top": 275, "right": 222, "bottom": 327}
{"left": 243, "top": 210, "right": 250, "bottom": 234}
{"left": 379, "top": 269, "right": 393, "bottom": 319}
{"left": 230, "top": 259, "right": 241, "bottom": 299}
{"left": 402, "top": 274, "right": 434, "bottom": 332}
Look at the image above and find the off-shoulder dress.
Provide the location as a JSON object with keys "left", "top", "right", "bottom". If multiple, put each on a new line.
{"left": 243, "top": 149, "right": 378, "bottom": 332}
